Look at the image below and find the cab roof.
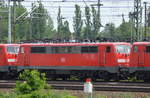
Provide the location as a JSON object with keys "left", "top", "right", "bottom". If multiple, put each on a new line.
{"left": 133, "top": 42, "right": 150, "bottom": 45}
{"left": 20, "top": 42, "right": 130, "bottom": 47}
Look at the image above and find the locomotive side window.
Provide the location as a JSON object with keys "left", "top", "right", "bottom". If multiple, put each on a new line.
{"left": 133, "top": 46, "right": 138, "bottom": 52}
{"left": 31, "top": 46, "right": 46, "bottom": 53}
{"left": 48, "top": 46, "right": 81, "bottom": 54}
{"left": 81, "top": 46, "right": 89, "bottom": 53}
{"left": 81, "top": 46, "right": 98, "bottom": 53}
{"left": 71, "top": 46, "right": 81, "bottom": 53}
{"left": 89, "top": 46, "right": 98, "bottom": 53}
{"left": 21, "top": 47, "right": 24, "bottom": 53}
{"left": 51, "top": 47, "right": 58, "bottom": 53}
{"left": 106, "top": 46, "right": 111, "bottom": 53}
{"left": 51, "top": 47, "right": 69, "bottom": 53}
{"left": 146, "top": 46, "right": 150, "bottom": 53}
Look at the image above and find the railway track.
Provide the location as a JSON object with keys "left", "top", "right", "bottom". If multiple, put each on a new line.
{"left": 0, "top": 80, "right": 150, "bottom": 92}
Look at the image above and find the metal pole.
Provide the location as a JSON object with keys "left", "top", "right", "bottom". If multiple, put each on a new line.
{"left": 8, "top": 0, "right": 11, "bottom": 43}
{"left": 13, "top": 0, "right": 16, "bottom": 43}
{"left": 144, "top": 2, "right": 147, "bottom": 40}
{"left": 88, "top": 93, "right": 92, "bottom": 98}
{"left": 98, "top": 0, "right": 100, "bottom": 20}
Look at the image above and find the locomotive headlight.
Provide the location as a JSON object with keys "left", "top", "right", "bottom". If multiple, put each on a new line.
{"left": 117, "top": 59, "right": 126, "bottom": 63}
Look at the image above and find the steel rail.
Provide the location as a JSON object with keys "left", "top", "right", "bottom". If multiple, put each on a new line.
{"left": 0, "top": 80, "right": 150, "bottom": 92}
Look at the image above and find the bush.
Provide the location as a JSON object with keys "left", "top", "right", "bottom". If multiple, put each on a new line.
{"left": 15, "top": 70, "right": 46, "bottom": 94}
{"left": 11, "top": 70, "right": 76, "bottom": 98}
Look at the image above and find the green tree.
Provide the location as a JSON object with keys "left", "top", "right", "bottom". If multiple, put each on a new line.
{"left": 148, "top": 7, "right": 150, "bottom": 27}
{"left": 102, "top": 23, "right": 116, "bottom": 38}
{"left": 0, "top": 2, "right": 8, "bottom": 42}
{"left": 44, "top": 16, "right": 55, "bottom": 39}
{"left": 115, "top": 22, "right": 132, "bottom": 39}
{"left": 62, "top": 20, "right": 71, "bottom": 40}
{"left": 73, "top": 4, "right": 83, "bottom": 40}
{"left": 15, "top": 3, "right": 29, "bottom": 41}
{"left": 31, "top": 1, "right": 54, "bottom": 40}
{"left": 91, "top": 6, "right": 101, "bottom": 40}
{"left": 0, "top": 0, "right": 4, "bottom": 6}
{"left": 84, "top": 6, "right": 91, "bottom": 40}
{"left": 57, "top": 6, "right": 64, "bottom": 39}
{"left": 57, "top": 7, "right": 71, "bottom": 40}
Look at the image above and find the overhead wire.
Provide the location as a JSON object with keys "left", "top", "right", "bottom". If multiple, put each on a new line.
{"left": 13, "top": 0, "right": 134, "bottom": 30}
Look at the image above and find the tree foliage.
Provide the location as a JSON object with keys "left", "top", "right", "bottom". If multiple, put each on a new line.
{"left": 0, "top": 1, "right": 54, "bottom": 43}
{"left": 91, "top": 6, "right": 101, "bottom": 39}
{"left": 115, "top": 22, "right": 132, "bottom": 39}
{"left": 84, "top": 6, "right": 91, "bottom": 39}
{"left": 15, "top": 4, "right": 29, "bottom": 41}
{"left": 57, "top": 6, "right": 64, "bottom": 39}
{"left": 57, "top": 7, "right": 71, "bottom": 40}
{"left": 31, "top": 1, "right": 54, "bottom": 40}
{"left": 15, "top": 70, "right": 46, "bottom": 94}
{"left": 0, "top": 3, "right": 8, "bottom": 42}
{"left": 102, "top": 23, "right": 116, "bottom": 38}
{"left": 73, "top": 4, "right": 83, "bottom": 40}
{"left": 0, "top": 70, "right": 76, "bottom": 98}
{"left": 148, "top": 7, "right": 150, "bottom": 27}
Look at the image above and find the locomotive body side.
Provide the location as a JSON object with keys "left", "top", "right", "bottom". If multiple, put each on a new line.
{"left": 15, "top": 42, "right": 130, "bottom": 80}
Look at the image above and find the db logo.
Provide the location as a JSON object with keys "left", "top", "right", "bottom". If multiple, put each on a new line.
{"left": 60, "top": 57, "right": 66, "bottom": 63}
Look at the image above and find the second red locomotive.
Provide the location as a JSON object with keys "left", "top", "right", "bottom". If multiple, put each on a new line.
{"left": 129, "top": 42, "right": 150, "bottom": 81}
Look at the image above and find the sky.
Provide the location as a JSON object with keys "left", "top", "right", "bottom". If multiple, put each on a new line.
{"left": 7, "top": 0, "right": 150, "bottom": 32}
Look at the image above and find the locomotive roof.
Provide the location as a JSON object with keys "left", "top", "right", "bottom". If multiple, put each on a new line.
{"left": 0, "top": 44, "right": 19, "bottom": 47}
{"left": 20, "top": 42, "right": 130, "bottom": 46}
{"left": 133, "top": 42, "right": 150, "bottom": 45}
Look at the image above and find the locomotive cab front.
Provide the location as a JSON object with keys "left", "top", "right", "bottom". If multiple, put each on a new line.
{"left": 114, "top": 44, "right": 131, "bottom": 79}
{"left": 115, "top": 44, "right": 131, "bottom": 67}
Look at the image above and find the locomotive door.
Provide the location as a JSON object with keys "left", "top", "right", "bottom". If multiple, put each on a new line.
{"left": 22, "top": 47, "right": 30, "bottom": 66}
{"left": 0, "top": 47, "right": 2, "bottom": 65}
{"left": 100, "top": 45, "right": 111, "bottom": 65}
{"left": 138, "top": 45, "right": 144, "bottom": 66}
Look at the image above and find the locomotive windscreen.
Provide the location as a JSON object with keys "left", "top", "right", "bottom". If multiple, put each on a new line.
{"left": 115, "top": 45, "right": 130, "bottom": 54}
{"left": 7, "top": 46, "right": 19, "bottom": 54}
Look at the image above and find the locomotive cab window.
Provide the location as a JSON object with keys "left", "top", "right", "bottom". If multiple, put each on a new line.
{"left": 106, "top": 46, "right": 111, "bottom": 53}
{"left": 21, "top": 47, "right": 24, "bottom": 53}
{"left": 31, "top": 46, "right": 46, "bottom": 53}
{"left": 133, "top": 46, "right": 138, "bottom": 52}
{"left": 7, "top": 46, "right": 19, "bottom": 54}
{"left": 116, "top": 45, "right": 130, "bottom": 54}
{"left": 146, "top": 46, "right": 150, "bottom": 53}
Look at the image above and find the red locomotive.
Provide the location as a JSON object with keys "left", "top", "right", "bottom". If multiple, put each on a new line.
{"left": 129, "top": 42, "right": 150, "bottom": 81}
{"left": 0, "top": 44, "right": 19, "bottom": 78}
{"left": 11, "top": 42, "right": 130, "bottom": 80}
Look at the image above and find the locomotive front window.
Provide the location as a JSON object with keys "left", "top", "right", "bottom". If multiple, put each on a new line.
{"left": 115, "top": 45, "right": 130, "bottom": 54}
{"left": 7, "top": 46, "right": 19, "bottom": 54}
